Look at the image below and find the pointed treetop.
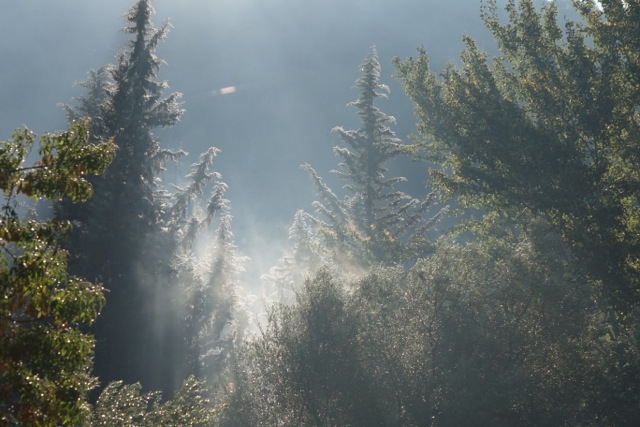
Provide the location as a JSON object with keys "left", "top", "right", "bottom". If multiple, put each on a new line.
{"left": 353, "top": 45, "right": 390, "bottom": 105}
{"left": 124, "top": 0, "right": 155, "bottom": 35}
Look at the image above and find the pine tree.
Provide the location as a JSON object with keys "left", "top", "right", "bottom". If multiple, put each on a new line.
{"left": 301, "top": 47, "right": 443, "bottom": 268}
{"left": 196, "top": 213, "right": 246, "bottom": 383}
{"left": 166, "top": 149, "right": 245, "bottom": 384}
{"left": 59, "top": 0, "right": 185, "bottom": 392}
{"left": 61, "top": 66, "right": 112, "bottom": 139}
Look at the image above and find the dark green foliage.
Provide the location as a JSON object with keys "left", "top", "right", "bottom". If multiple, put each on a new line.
{"left": 59, "top": 0, "right": 188, "bottom": 393}
{"left": 60, "top": 0, "right": 243, "bottom": 397}
{"left": 399, "top": 231, "right": 592, "bottom": 425}
{"left": 395, "top": 0, "right": 640, "bottom": 310}
{"left": 61, "top": 0, "right": 184, "bottom": 262}
{"left": 225, "top": 226, "right": 633, "bottom": 425}
{"left": 0, "top": 123, "right": 115, "bottom": 426}
{"left": 391, "top": 0, "right": 640, "bottom": 423}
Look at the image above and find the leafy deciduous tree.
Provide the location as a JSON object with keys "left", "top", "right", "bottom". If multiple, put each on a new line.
{"left": 91, "top": 375, "right": 219, "bottom": 427}
{"left": 221, "top": 269, "right": 382, "bottom": 427}
{"left": 0, "top": 122, "right": 115, "bottom": 426}
{"left": 395, "top": 0, "right": 640, "bottom": 422}
{"left": 226, "top": 225, "right": 607, "bottom": 425}
{"left": 395, "top": 0, "right": 640, "bottom": 310}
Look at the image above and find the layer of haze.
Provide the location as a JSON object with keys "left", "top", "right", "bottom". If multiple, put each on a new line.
{"left": 0, "top": 0, "right": 498, "bottom": 283}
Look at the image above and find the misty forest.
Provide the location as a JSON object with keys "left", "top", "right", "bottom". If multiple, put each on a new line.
{"left": 3, "top": 0, "right": 640, "bottom": 425}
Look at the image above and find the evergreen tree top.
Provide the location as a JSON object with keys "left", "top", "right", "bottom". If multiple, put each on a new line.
{"left": 297, "top": 46, "right": 443, "bottom": 267}
{"left": 124, "top": 0, "right": 154, "bottom": 35}
{"left": 351, "top": 46, "right": 391, "bottom": 108}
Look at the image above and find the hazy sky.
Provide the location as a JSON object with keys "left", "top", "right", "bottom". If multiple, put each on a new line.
{"left": 1, "top": 0, "right": 502, "bottom": 278}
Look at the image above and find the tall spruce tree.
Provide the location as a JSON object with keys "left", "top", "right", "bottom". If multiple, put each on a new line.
{"left": 301, "top": 47, "right": 443, "bottom": 268}
{"left": 59, "top": 0, "right": 185, "bottom": 392}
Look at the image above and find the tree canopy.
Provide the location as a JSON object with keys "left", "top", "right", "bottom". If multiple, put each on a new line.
{"left": 0, "top": 122, "right": 115, "bottom": 426}
{"left": 5, "top": 0, "right": 640, "bottom": 424}
{"left": 395, "top": 0, "right": 640, "bottom": 310}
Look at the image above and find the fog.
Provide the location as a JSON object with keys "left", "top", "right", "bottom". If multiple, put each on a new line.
{"left": 6, "top": 2, "right": 636, "bottom": 424}
{"left": 0, "top": 0, "right": 494, "bottom": 280}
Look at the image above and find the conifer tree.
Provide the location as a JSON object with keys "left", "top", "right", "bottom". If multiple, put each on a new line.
{"left": 262, "top": 210, "right": 327, "bottom": 303}
{"left": 61, "top": 66, "right": 112, "bottom": 139}
{"left": 194, "top": 213, "right": 246, "bottom": 383}
{"left": 59, "top": 0, "right": 185, "bottom": 392}
{"left": 300, "top": 47, "right": 443, "bottom": 269}
{"left": 62, "top": 0, "right": 242, "bottom": 393}
{"left": 167, "top": 149, "right": 245, "bottom": 384}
